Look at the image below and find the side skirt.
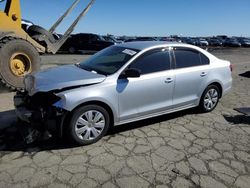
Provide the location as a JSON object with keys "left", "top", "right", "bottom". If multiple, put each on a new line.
{"left": 114, "top": 104, "right": 197, "bottom": 126}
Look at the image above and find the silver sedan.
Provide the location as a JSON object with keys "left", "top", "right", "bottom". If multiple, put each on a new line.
{"left": 14, "top": 41, "right": 232, "bottom": 145}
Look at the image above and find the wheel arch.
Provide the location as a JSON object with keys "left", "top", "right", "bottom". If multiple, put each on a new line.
{"left": 207, "top": 82, "right": 223, "bottom": 98}
{"left": 197, "top": 81, "right": 223, "bottom": 107}
{"left": 197, "top": 82, "right": 222, "bottom": 113}
{"left": 60, "top": 100, "right": 115, "bottom": 137}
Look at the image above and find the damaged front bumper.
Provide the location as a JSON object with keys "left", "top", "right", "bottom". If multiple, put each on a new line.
{"left": 14, "top": 93, "right": 33, "bottom": 123}
{"left": 14, "top": 91, "right": 67, "bottom": 137}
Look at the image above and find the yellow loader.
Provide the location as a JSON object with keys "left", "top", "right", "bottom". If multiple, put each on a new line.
{"left": 0, "top": 0, "right": 95, "bottom": 90}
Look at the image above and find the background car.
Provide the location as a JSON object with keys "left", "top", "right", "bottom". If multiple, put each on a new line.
{"left": 102, "top": 35, "right": 123, "bottom": 43}
{"left": 238, "top": 38, "right": 250, "bottom": 47}
{"left": 208, "top": 38, "right": 223, "bottom": 46}
{"left": 223, "top": 38, "right": 241, "bottom": 47}
{"left": 60, "top": 33, "right": 115, "bottom": 54}
{"left": 125, "top": 37, "right": 158, "bottom": 42}
{"left": 15, "top": 42, "right": 232, "bottom": 145}
{"left": 181, "top": 37, "right": 197, "bottom": 45}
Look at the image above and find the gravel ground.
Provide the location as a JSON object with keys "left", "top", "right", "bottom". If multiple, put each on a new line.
{"left": 0, "top": 48, "right": 249, "bottom": 188}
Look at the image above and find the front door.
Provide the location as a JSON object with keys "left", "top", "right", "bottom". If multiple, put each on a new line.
{"left": 117, "top": 48, "right": 174, "bottom": 122}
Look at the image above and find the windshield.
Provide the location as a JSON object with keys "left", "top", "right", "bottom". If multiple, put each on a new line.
{"left": 79, "top": 46, "right": 139, "bottom": 75}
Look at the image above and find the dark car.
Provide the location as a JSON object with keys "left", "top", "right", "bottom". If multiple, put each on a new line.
{"left": 159, "top": 37, "right": 178, "bottom": 42}
{"left": 181, "top": 38, "right": 196, "bottom": 45}
{"left": 125, "top": 37, "right": 157, "bottom": 42}
{"left": 60, "top": 33, "right": 115, "bottom": 54}
{"left": 103, "top": 35, "right": 123, "bottom": 44}
{"left": 238, "top": 38, "right": 250, "bottom": 47}
{"left": 208, "top": 38, "right": 223, "bottom": 46}
{"left": 223, "top": 38, "right": 241, "bottom": 47}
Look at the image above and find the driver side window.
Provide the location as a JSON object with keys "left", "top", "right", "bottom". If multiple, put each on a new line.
{"left": 130, "top": 48, "right": 171, "bottom": 75}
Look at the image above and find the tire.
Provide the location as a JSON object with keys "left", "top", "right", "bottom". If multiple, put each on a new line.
{"left": 68, "top": 105, "right": 110, "bottom": 145}
{"left": 0, "top": 37, "right": 40, "bottom": 90}
{"left": 199, "top": 85, "right": 220, "bottom": 112}
{"left": 21, "top": 24, "right": 29, "bottom": 31}
{"left": 27, "top": 25, "right": 56, "bottom": 43}
{"left": 68, "top": 46, "right": 76, "bottom": 54}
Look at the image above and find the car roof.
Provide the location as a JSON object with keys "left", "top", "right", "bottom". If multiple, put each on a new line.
{"left": 117, "top": 41, "right": 184, "bottom": 50}
{"left": 116, "top": 41, "right": 217, "bottom": 61}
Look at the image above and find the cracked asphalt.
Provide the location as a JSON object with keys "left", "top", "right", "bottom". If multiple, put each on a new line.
{"left": 0, "top": 49, "right": 250, "bottom": 188}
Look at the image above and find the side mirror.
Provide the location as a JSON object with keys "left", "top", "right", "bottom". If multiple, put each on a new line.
{"left": 123, "top": 68, "right": 141, "bottom": 78}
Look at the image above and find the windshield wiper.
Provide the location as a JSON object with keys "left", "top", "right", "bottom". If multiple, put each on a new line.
{"left": 76, "top": 64, "right": 92, "bottom": 71}
{"left": 92, "top": 69, "right": 107, "bottom": 76}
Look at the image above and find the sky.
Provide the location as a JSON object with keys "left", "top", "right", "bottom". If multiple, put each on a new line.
{"left": 1, "top": 0, "right": 250, "bottom": 37}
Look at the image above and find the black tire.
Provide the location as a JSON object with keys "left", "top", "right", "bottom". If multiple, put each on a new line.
{"left": 21, "top": 24, "right": 29, "bottom": 31}
{"left": 68, "top": 105, "right": 110, "bottom": 145}
{"left": 199, "top": 85, "right": 220, "bottom": 113}
{"left": 68, "top": 46, "right": 76, "bottom": 54}
{"left": 0, "top": 37, "right": 40, "bottom": 90}
{"left": 27, "top": 25, "right": 56, "bottom": 43}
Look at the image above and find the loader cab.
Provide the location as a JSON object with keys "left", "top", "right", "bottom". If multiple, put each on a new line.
{"left": 1, "top": 0, "right": 22, "bottom": 22}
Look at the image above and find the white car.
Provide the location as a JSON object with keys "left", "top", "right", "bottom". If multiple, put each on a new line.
{"left": 198, "top": 38, "right": 209, "bottom": 46}
{"left": 15, "top": 41, "right": 232, "bottom": 145}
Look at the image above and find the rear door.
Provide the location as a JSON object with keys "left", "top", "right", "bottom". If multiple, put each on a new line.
{"left": 172, "top": 47, "right": 210, "bottom": 108}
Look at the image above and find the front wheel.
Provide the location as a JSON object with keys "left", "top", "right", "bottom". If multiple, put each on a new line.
{"left": 68, "top": 105, "right": 110, "bottom": 145}
{"left": 199, "top": 85, "right": 220, "bottom": 112}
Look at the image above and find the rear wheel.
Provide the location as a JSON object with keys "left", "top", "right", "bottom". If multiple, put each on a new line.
{"left": 0, "top": 37, "right": 40, "bottom": 90}
{"left": 68, "top": 105, "right": 110, "bottom": 145}
{"left": 199, "top": 85, "right": 220, "bottom": 112}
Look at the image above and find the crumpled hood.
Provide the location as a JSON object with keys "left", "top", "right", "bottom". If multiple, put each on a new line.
{"left": 25, "top": 64, "right": 106, "bottom": 95}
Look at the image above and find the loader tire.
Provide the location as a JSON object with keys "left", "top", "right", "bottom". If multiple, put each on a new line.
{"left": 0, "top": 37, "right": 40, "bottom": 90}
{"left": 27, "top": 25, "right": 56, "bottom": 43}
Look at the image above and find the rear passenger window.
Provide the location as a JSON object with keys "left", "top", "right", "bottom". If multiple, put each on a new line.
{"left": 130, "top": 49, "right": 171, "bottom": 74}
{"left": 200, "top": 53, "right": 210, "bottom": 65}
{"left": 174, "top": 48, "right": 209, "bottom": 68}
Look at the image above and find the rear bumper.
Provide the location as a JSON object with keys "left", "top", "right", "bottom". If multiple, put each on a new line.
{"left": 222, "top": 78, "right": 232, "bottom": 97}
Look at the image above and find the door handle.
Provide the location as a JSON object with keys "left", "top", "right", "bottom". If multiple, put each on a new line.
{"left": 165, "top": 78, "right": 173, "bottom": 83}
{"left": 200, "top": 72, "right": 207, "bottom": 77}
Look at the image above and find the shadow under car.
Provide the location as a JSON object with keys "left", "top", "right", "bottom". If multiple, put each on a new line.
{"left": 0, "top": 108, "right": 199, "bottom": 153}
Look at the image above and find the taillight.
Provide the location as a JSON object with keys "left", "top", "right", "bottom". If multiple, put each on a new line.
{"left": 230, "top": 64, "right": 233, "bottom": 72}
